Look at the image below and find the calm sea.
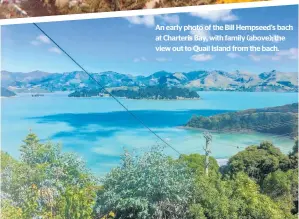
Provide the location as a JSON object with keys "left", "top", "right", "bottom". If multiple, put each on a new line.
{"left": 1, "top": 91, "right": 298, "bottom": 176}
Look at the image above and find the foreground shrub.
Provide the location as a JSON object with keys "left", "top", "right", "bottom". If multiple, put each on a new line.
{"left": 94, "top": 146, "right": 195, "bottom": 219}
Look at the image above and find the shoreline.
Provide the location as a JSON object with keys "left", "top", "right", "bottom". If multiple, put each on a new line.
{"left": 178, "top": 125, "right": 295, "bottom": 139}
{"left": 68, "top": 96, "right": 201, "bottom": 101}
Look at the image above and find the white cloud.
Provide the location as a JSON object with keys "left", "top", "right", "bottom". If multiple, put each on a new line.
{"left": 249, "top": 48, "right": 298, "bottom": 62}
{"left": 249, "top": 54, "right": 264, "bottom": 62}
{"left": 249, "top": 54, "right": 278, "bottom": 62}
{"left": 30, "top": 40, "right": 40, "bottom": 46}
{"left": 126, "top": 15, "right": 155, "bottom": 27}
{"left": 156, "top": 57, "right": 172, "bottom": 62}
{"left": 49, "top": 47, "right": 62, "bottom": 54}
{"left": 36, "top": 34, "right": 51, "bottom": 44}
{"left": 190, "top": 29, "right": 210, "bottom": 38}
{"left": 31, "top": 35, "right": 51, "bottom": 46}
{"left": 158, "top": 14, "right": 180, "bottom": 25}
{"left": 191, "top": 54, "right": 214, "bottom": 62}
{"left": 190, "top": 10, "right": 238, "bottom": 22}
{"left": 276, "top": 48, "right": 298, "bottom": 60}
{"left": 133, "top": 57, "right": 147, "bottom": 62}
{"left": 125, "top": 14, "right": 179, "bottom": 27}
{"left": 227, "top": 52, "right": 241, "bottom": 59}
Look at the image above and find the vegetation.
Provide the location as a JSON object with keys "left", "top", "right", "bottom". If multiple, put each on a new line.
{"left": 1, "top": 87, "right": 16, "bottom": 97}
{"left": 69, "top": 86, "right": 200, "bottom": 100}
{"left": 1, "top": 133, "right": 97, "bottom": 218}
{"left": 186, "top": 103, "right": 298, "bottom": 137}
{"left": 225, "top": 141, "right": 292, "bottom": 182}
{"left": 94, "top": 146, "right": 194, "bottom": 219}
{"left": 1, "top": 134, "right": 298, "bottom": 218}
{"left": 224, "top": 141, "right": 299, "bottom": 216}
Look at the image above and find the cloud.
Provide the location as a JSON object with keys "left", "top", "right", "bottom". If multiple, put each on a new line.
{"left": 190, "top": 29, "right": 210, "bottom": 38}
{"left": 158, "top": 14, "right": 180, "bottom": 25}
{"left": 249, "top": 54, "right": 279, "bottom": 62}
{"left": 276, "top": 48, "right": 298, "bottom": 60}
{"left": 133, "top": 57, "right": 147, "bottom": 62}
{"left": 31, "top": 34, "right": 51, "bottom": 46}
{"left": 126, "top": 15, "right": 155, "bottom": 27}
{"left": 249, "top": 48, "right": 298, "bottom": 62}
{"left": 227, "top": 52, "right": 241, "bottom": 59}
{"left": 30, "top": 40, "right": 41, "bottom": 46}
{"left": 190, "top": 10, "right": 238, "bottom": 22}
{"left": 49, "top": 47, "right": 62, "bottom": 54}
{"left": 249, "top": 54, "right": 264, "bottom": 62}
{"left": 191, "top": 54, "right": 214, "bottom": 62}
{"left": 156, "top": 57, "right": 172, "bottom": 62}
{"left": 36, "top": 34, "right": 51, "bottom": 44}
{"left": 125, "top": 14, "right": 179, "bottom": 27}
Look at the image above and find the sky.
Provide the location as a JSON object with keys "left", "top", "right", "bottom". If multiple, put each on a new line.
{"left": 1, "top": 5, "right": 298, "bottom": 76}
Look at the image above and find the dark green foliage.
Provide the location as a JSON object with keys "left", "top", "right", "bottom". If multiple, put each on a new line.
{"left": 186, "top": 103, "right": 298, "bottom": 137}
{"left": 262, "top": 169, "right": 298, "bottom": 214}
{"left": 225, "top": 140, "right": 298, "bottom": 216}
{"left": 69, "top": 86, "right": 200, "bottom": 100}
{"left": 68, "top": 88, "right": 104, "bottom": 97}
{"left": 225, "top": 141, "right": 291, "bottom": 182}
{"left": 289, "top": 139, "right": 298, "bottom": 169}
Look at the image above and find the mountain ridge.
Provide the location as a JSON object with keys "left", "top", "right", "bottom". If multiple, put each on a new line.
{"left": 1, "top": 69, "right": 298, "bottom": 92}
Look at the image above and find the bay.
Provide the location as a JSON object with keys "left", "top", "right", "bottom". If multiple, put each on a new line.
{"left": 1, "top": 91, "right": 298, "bottom": 176}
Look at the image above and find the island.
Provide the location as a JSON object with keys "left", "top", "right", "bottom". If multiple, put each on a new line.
{"left": 1, "top": 87, "right": 16, "bottom": 97}
{"left": 185, "top": 103, "right": 298, "bottom": 137}
{"left": 68, "top": 86, "right": 200, "bottom": 100}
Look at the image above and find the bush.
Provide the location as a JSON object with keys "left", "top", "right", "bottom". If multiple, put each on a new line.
{"left": 94, "top": 146, "right": 195, "bottom": 219}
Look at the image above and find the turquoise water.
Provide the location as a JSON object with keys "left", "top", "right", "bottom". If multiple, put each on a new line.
{"left": 1, "top": 91, "right": 298, "bottom": 176}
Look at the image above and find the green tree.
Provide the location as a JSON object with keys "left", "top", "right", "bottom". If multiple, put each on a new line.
{"left": 1, "top": 133, "right": 96, "bottom": 218}
{"left": 225, "top": 141, "right": 290, "bottom": 182}
{"left": 178, "top": 153, "right": 219, "bottom": 178}
{"left": 189, "top": 172, "right": 294, "bottom": 219}
{"left": 94, "top": 146, "right": 195, "bottom": 219}
{"left": 289, "top": 139, "right": 298, "bottom": 169}
{"left": 262, "top": 169, "right": 298, "bottom": 215}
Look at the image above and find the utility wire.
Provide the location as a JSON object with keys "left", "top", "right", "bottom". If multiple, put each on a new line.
{"left": 32, "top": 22, "right": 182, "bottom": 156}
{"left": 11, "top": 5, "right": 296, "bottom": 158}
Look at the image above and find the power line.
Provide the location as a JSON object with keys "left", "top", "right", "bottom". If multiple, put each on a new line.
{"left": 31, "top": 22, "right": 182, "bottom": 156}
{"left": 14, "top": 13, "right": 295, "bottom": 157}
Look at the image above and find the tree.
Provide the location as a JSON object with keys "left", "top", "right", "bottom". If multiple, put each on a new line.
{"left": 262, "top": 169, "right": 298, "bottom": 215}
{"left": 225, "top": 141, "right": 291, "bottom": 182}
{"left": 94, "top": 146, "right": 195, "bottom": 219}
{"left": 178, "top": 153, "right": 220, "bottom": 178}
{"left": 189, "top": 172, "right": 294, "bottom": 219}
{"left": 289, "top": 139, "right": 298, "bottom": 169}
{"left": 1, "top": 133, "right": 96, "bottom": 218}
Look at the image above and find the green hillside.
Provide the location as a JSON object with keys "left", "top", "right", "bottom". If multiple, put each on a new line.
{"left": 186, "top": 103, "right": 298, "bottom": 137}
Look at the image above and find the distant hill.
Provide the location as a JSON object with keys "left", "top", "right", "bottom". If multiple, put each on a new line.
{"left": 1, "top": 70, "right": 298, "bottom": 92}
{"left": 1, "top": 87, "right": 16, "bottom": 97}
{"left": 68, "top": 86, "right": 200, "bottom": 100}
{"left": 186, "top": 103, "right": 298, "bottom": 137}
